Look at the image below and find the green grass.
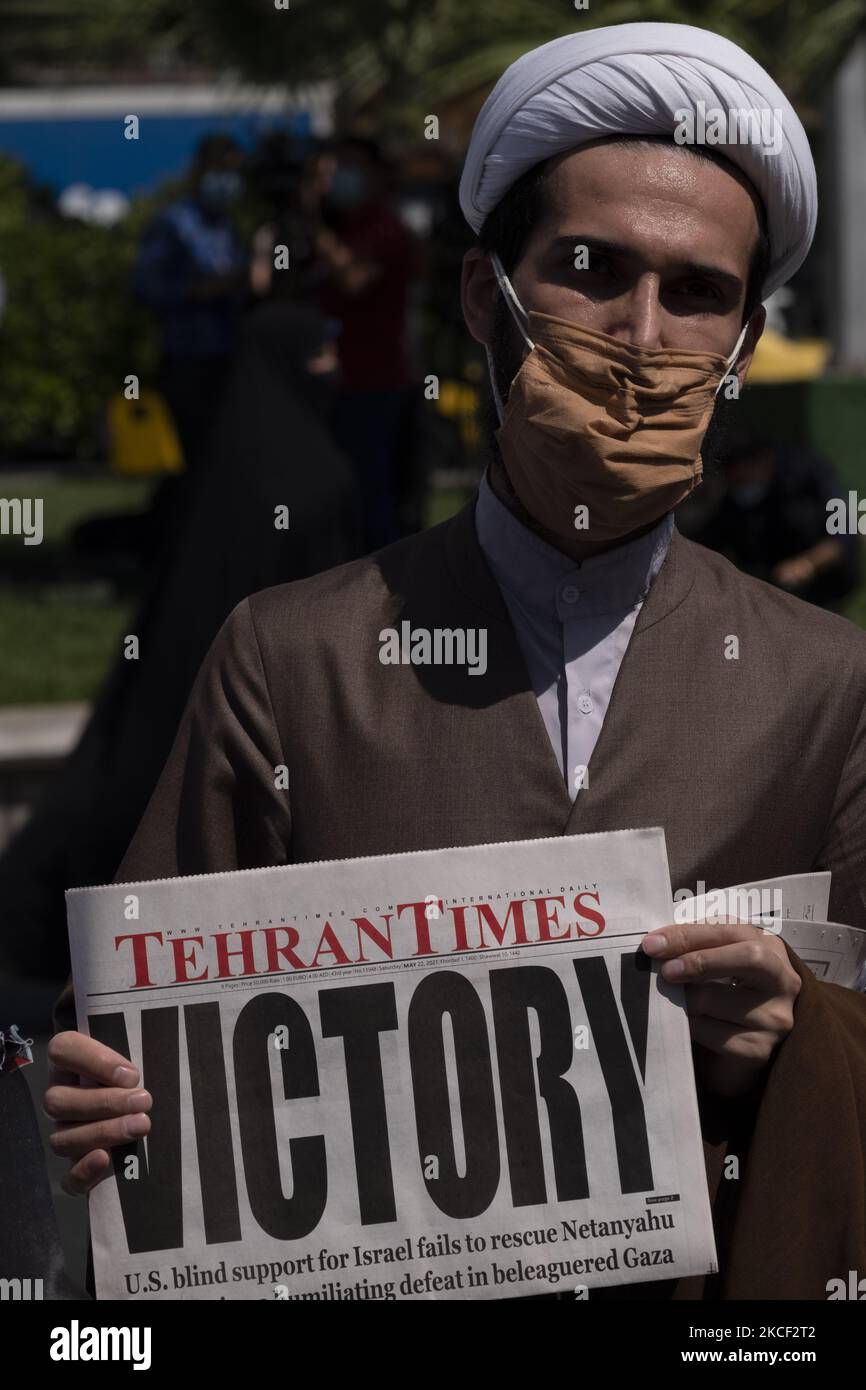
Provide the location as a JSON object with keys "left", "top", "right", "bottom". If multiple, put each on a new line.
{"left": 0, "top": 473, "right": 151, "bottom": 704}
{"left": 0, "top": 474, "right": 153, "bottom": 550}
{"left": 0, "top": 589, "right": 134, "bottom": 705}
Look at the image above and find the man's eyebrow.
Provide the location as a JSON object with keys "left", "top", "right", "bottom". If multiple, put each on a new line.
{"left": 549, "top": 235, "right": 744, "bottom": 294}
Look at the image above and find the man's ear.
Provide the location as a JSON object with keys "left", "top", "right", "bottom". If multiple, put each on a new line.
{"left": 461, "top": 247, "right": 500, "bottom": 347}
{"left": 735, "top": 304, "right": 767, "bottom": 386}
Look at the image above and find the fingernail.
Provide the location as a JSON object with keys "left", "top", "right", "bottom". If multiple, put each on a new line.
{"left": 126, "top": 1091, "right": 151, "bottom": 1115}
{"left": 124, "top": 1113, "right": 150, "bottom": 1138}
{"left": 112, "top": 1066, "right": 138, "bottom": 1087}
{"left": 663, "top": 959, "right": 685, "bottom": 979}
{"left": 642, "top": 934, "right": 666, "bottom": 955}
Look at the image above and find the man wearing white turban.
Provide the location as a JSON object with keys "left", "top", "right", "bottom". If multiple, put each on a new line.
{"left": 48, "top": 23, "right": 866, "bottom": 1302}
{"left": 453, "top": 20, "right": 866, "bottom": 1299}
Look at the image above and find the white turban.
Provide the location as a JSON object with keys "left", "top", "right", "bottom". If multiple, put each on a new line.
{"left": 459, "top": 22, "right": 817, "bottom": 298}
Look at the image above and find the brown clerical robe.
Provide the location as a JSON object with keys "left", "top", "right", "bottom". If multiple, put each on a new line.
{"left": 56, "top": 500, "right": 866, "bottom": 1299}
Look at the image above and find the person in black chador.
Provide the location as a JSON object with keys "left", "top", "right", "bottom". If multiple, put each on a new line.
{"left": 0, "top": 301, "right": 363, "bottom": 985}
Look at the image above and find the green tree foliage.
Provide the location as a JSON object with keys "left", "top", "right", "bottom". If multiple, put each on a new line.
{"left": 3, "top": 0, "right": 863, "bottom": 125}
{"left": 0, "top": 156, "right": 159, "bottom": 455}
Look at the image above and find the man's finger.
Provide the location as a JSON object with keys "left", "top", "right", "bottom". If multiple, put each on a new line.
{"left": 49, "top": 1113, "right": 150, "bottom": 1160}
{"left": 643, "top": 920, "right": 759, "bottom": 959}
{"left": 60, "top": 1150, "right": 113, "bottom": 1197}
{"left": 656, "top": 940, "right": 784, "bottom": 989}
{"left": 44, "top": 1084, "right": 152, "bottom": 1124}
{"left": 48, "top": 1032, "right": 139, "bottom": 1089}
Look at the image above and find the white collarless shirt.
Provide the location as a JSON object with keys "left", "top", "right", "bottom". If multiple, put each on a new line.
{"left": 475, "top": 473, "right": 674, "bottom": 801}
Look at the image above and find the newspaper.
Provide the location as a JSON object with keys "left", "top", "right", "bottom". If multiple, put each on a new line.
{"left": 674, "top": 872, "right": 866, "bottom": 989}
{"left": 66, "top": 826, "right": 717, "bottom": 1302}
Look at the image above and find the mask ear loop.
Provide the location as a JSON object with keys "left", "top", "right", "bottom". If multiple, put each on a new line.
{"left": 489, "top": 251, "right": 536, "bottom": 351}
{"left": 485, "top": 345, "right": 507, "bottom": 427}
{"left": 714, "top": 320, "right": 751, "bottom": 398}
{"left": 485, "top": 251, "right": 536, "bottom": 426}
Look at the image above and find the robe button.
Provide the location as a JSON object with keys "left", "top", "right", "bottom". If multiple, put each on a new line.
{"left": 561, "top": 585, "right": 580, "bottom": 603}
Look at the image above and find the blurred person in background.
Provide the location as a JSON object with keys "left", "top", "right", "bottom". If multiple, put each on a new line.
{"left": 691, "top": 439, "right": 859, "bottom": 609}
{"left": 309, "top": 136, "right": 419, "bottom": 549}
{"left": 133, "top": 133, "right": 248, "bottom": 474}
{"left": 248, "top": 131, "right": 321, "bottom": 304}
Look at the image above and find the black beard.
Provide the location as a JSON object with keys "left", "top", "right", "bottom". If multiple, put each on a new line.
{"left": 481, "top": 297, "right": 525, "bottom": 464}
{"left": 697, "top": 388, "right": 747, "bottom": 477}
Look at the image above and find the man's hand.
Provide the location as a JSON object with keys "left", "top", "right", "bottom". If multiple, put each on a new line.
{"left": 44, "top": 1032, "right": 152, "bottom": 1196}
{"left": 770, "top": 555, "right": 816, "bottom": 589}
{"left": 771, "top": 538, "right": 847, "bottom": 590}
{"left": 641, "top": 920, "right": 802, "bottom": 1098}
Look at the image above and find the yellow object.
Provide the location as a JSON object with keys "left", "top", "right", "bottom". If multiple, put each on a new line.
{"left": 436, "top": 379, "right": 480, "bottom": 451}
{"left": 107, "top": 388, "right": 185, "bottom": 476}
{"left": 745, "top": 327, "right": 831, "bottom": 383}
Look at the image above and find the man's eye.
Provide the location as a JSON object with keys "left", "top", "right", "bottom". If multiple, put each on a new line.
{"left": 674, "top": 280, "right": 719, "bottom": 300}
{"left": 568, "top": 254, "right": 616, "bottom": 282}
{"left": 582, "top": 255, "right": 613, "bottom": 275}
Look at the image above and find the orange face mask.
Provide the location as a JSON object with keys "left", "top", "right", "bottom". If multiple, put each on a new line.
{"left": 487, "top": 252, "right": 748, "bottom": 546}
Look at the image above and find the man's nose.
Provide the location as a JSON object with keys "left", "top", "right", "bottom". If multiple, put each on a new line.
{"left": 602, "top": 275, "right": 664, "bottom": 350}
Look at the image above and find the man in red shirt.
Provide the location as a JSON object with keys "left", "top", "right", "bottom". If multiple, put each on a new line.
{"left": 312, "top": 137, "right": 418, "bottom": 548}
